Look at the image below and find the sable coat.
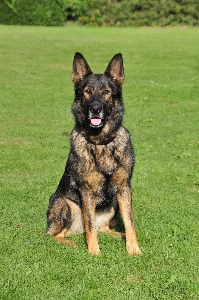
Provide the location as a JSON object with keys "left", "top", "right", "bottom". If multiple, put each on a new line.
{"left": 46, "top": 52, "right": 141, "bottom": 256}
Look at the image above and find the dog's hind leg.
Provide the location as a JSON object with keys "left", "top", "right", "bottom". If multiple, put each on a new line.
{"left": 46, "top": 197, "right": 77, "bottom": 246}
{"left": 99, "top": 225, "right": 125, "bottom": 239}
{"left": 96, "top": 205, "right": 125, "bottom": 239}
{"left": 53, "top": 230, "right": 76, "bottom": 246}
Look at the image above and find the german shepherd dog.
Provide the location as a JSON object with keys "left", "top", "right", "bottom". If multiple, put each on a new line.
{"left": 46, "top": 52, "right": 141, "bottom": 256}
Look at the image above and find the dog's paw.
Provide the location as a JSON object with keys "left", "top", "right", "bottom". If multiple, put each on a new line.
{"left": 89, "top": 250, "right": 102, "bottom": 256}
{"left": 88, "top": 243, "right": 101, "bottom": 255}
{"left": 54, "top": 236, "right": 76, "bottom": 247}
{"left": 127, "top": 244, "right": 142, "bottom": 256}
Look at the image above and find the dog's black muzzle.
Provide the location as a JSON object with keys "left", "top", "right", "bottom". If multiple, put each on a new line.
{"left": 88, "top": 100, "right": 106, "bottom": 128}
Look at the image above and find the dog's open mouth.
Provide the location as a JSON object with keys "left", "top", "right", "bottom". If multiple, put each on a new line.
{"left": 90, "top": 118, "right": 103, "bottom": 128}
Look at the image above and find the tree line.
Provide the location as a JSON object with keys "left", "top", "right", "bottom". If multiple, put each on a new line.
{"left": 1, "top": 0, "right": 199, "bottom": 26}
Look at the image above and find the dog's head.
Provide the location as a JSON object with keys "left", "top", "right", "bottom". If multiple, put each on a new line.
{"left": 71, "top": 52, "right": 125, "bottom": 143}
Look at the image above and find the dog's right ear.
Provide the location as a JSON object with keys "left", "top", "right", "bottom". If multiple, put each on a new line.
{"left": 72, "top": 52, "right": 93, "bottom": 85}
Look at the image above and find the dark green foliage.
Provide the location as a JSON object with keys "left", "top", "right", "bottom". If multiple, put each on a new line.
{"left": 0, "top": 0, "right": 199, "bottom": 26}
{"left": 78, "top": 0, "right": 199, "bottom": 26}
{"left": 65, "top": 0, "right": 88, "bottom": 20}
{"left": 0, "top": 0, "right": 67, "bottom": 26}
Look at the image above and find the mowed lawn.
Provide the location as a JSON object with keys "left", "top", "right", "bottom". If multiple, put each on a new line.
{"left": 0, "top": 25, "right": 198, "bottom": 299}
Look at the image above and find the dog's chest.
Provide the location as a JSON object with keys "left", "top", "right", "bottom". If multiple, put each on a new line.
{"left": 89, "top": 144, "right": 118, "bottom": 175}
{"left": 71, "top": 129, "right": 127, "bottom": 175}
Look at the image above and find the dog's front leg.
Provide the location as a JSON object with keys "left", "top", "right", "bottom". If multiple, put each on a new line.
{"left": 81, "top": 191, "right": 100, "bottom": 255}
{"left": 81, "top": 172, "right": 104, "bottom": 255}
{"left": 117, "top": 187, "right": 142, "bottom": 256}
{"left": 112, "top": 167, "right": 142, "bottom": 256}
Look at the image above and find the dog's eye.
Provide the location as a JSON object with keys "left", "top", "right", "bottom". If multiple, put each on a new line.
{"left": 102, "top": 90, "right": 110, "bottom": 95}
{"left": 84, "top": 88, "right": 91, "bottom": 94}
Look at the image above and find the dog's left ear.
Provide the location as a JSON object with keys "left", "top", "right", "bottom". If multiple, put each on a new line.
{"left": 104, "top": 53, "right": 124, "bottom": 86}
{"left": 72, "top": 52, "right": 93, "bottom": 85}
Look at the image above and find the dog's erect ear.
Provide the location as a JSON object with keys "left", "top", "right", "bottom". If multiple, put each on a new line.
{"left": 104, "top": 53, "right": 124, "bottom": 86}
{"left": 72, "top": 52, "right": 93, "bottom": 85}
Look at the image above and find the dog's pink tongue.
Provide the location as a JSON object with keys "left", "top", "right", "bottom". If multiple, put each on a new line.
{"left": 91, "top": 118, "right": 101, "bottom": 126}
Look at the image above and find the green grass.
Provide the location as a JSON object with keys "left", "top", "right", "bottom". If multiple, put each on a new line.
{"left": 0, "top": 25, "right": 199, "bottom": 299}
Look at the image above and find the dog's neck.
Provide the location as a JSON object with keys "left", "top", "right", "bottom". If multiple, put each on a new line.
{"left": 73, "top": 122, "right": 121, "bottom": 145}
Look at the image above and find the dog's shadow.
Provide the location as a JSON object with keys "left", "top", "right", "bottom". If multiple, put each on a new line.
{"left": 111, "top": 212, "right": 125, "bottom": 236}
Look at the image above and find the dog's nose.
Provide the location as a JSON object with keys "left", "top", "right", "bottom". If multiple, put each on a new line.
{"left": 89, "top": 101, "right": 103, "bottom": 114}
